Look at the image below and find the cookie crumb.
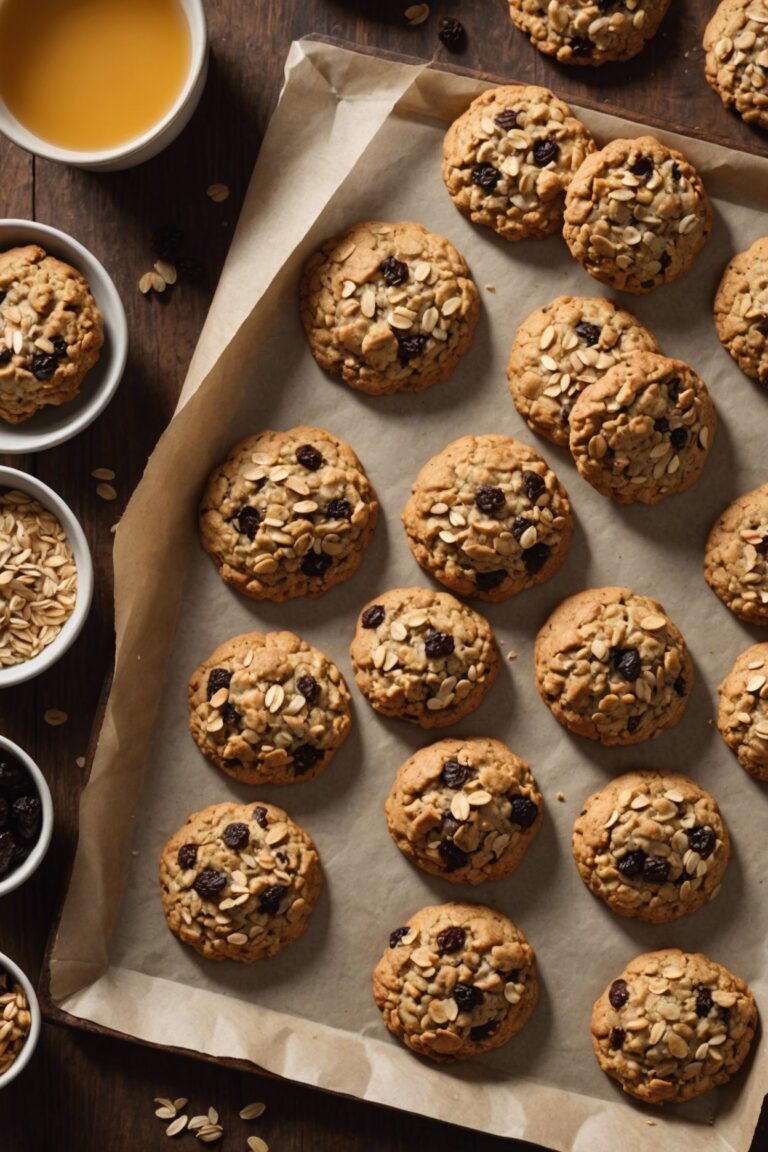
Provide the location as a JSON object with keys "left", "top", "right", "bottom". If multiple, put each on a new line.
{"left": 96, "top": 482, "right": 117, "bottom": 502}
{"left": 507, "top": 649, "right": 518, "bottom": 661}
{"left": 138, "top": 272, "right": 155, "bottom": 295}
{"left": 44, "top": 708, "right": 68, "bottom": 726}
{"left": 154, "top": 259, "right": 177, "bottom": 286}
{"left": 646, "top": 1119, "right": 657, "bottom": 1126}
{"left": 485, "top": 283, "right": 496, "bottom": 293}
{"left": 239, "top": 1103, "right": 267, "bottom": 1120}
{"left": 556, "top": 790, "right": 565, "bottom": 802}
{"left": 75, "top": 756, "right": 86, "bottom": 768}
{"left": 91, "top": 467, "right": 115, "bottom": 481}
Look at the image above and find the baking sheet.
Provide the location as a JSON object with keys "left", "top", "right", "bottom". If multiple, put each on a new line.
{"left": 46, "top": 39, "right": 768, "bottom": 1152}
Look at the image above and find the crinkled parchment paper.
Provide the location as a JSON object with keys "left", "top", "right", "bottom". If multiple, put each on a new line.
{"left": 48, "top": 39, "right": 768, "bottom": 1152}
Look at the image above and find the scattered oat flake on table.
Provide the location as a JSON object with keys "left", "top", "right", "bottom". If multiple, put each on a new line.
{"left": 139, "top": 272, "right": 156, "bottom": 295}
{"left": 154, "top": 259, "right": 178, "bottom": 285}
{"left": 188, "top": 1115, "right": 209, "bottom": 1130}
{"left": 247, "top": 1138, "right": 269, "bottom": 1152}
{"left": 44, "top": 708, "right": 68, "bottom": 726}
{"left": 196, "top": 1126, "right": 223, "bottom": 1144}
{"left": 484, "top": 283, "right": 496, "bottom": 293}
{"left": 155, "top": 1105, "right": 177, "bottom": 1120}
{"left": 405, "top": 4, "right": 429, "bottom": 25}
{"left": 239, "top": 1102, "right": 267, "bottom": 1120}
{"left": 166, "top": 1114, "right": 188, "bottom": 1136}
{"left": 507, "top": 649, "right": 517, "bottom": 661}
{"left": 438, "top": 16, "right": 467, "bottom": 51}
{"left": 207, "top": 1107, "right": 219, "bottom": 1125}
{"left": 75, "top": 756, "right": 86, "bottom": 768}
{"left": 206, "top": 183, "right": 230, "bottom": 202}
{"left": 96, "top": 483, "right": 118, "bottom": 502}
{"left": 173, "top": 1098, "right": 188, "bottom": 1112}
{"left": 91, "top": 467, "right": 115, "bottom": 481}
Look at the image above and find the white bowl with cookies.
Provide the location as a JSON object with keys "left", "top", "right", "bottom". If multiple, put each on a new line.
{"left": 0, "top": 466, "right": 93, "bottom": 687}
{"left": 0, "top": 219, "right": 127, "bottom": 454}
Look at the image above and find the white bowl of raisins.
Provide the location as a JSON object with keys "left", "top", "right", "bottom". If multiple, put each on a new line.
{"left": 0, "top": 735, "right": 53, "bottom": 896}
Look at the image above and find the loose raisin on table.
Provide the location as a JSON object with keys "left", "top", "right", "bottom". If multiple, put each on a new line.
{"left": 438, "top": 17, "right": 467, "bottom": 52}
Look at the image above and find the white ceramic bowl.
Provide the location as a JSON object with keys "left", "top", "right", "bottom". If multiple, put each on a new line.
{"left": 0, "top": 735, "right": 53, "bottom": 897}
{"left": 0, "top": 466, "right": 93, "bottom": 687}
{"left": 0, "top": 219, "right": 127, "bottom": 455}
{"left": 0, "top": 0, "right": 208, "bottom": 171}
{"left": 0, "top": 951, "right": 41, "bottom": 1088}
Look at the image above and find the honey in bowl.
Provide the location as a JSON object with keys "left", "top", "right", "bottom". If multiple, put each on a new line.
{"left": 0, "top": 0, "right": 190, "bottom": 153}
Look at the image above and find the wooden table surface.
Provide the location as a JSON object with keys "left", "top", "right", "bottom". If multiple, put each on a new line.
{"left": 0, "top": 2, "right": 766, "bottom": 1148}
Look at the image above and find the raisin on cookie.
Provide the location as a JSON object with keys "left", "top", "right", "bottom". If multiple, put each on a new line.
{"left": 563, "top": 136, "right": 712, "bottom": 294}
{"left": 385, "top": 737, "right": 543, "bottom": 884}
{"left": 373, "top": 902, "right": 538, "bottom": 1061}
{"left": 402, "top": 434, "right": 573, "bottom": 601}
{"left": 507, "top": 295, "right": 660, "bottom": 446}
{"left": 199, "top": 426, "right": 378, "bottom": 602}
{"left": 159, "top": 801, "right": 323, "bottom": 962}
{"left": 188, "top": 631, "right": 351, "bottom": 785}
{"left": 350, "top": 587, "right": 499, "bottom": 728}
{"left": 442, "top": 84, "right": 595, "bottom": 242}
{"left": 568, "top": 351, "right": 716, "bottom": 504}
{"left": 572, "top": 771, "right": 729, "bottom": 923}
{"left": 717, "top": 642, "right": 768, "bottom": 780}
{"left": 299, "top": 221, "right": 479, "bottom": 396}
{"left": 534, "top": 586, "right": 692, "bottom": 745}
{"left": 591, "top": 949, "right": 757, "bottom": 1104}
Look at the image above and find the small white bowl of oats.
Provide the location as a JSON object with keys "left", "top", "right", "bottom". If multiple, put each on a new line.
{"left": 0, "top": 467, "right": 93, "bottom": 686}
{"left": 0, "top": 951, "right": 40, "bottom": 1088}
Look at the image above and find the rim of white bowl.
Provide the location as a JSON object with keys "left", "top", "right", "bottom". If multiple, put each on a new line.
{"left": 0, "top": 734, "right": 53, "bottom": 896}
{"left": 0, "top": 0, "right": 208, "bottom": 167}
{"left": 0, "top": 219, "right": 127, "bottom": 454}
{"left": 0, "top": 466, "right": 93, "bottom": 686}
{"left": 0, "top": 950, "right": 41, "bottom": 1089}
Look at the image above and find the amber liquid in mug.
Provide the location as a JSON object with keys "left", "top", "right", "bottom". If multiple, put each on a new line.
{"left": 0, "top": 0, "right": 190, "bottom": 151}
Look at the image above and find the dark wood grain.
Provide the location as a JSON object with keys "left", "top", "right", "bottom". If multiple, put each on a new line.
{"left": 0, "top": 2, "right": 766, "bottom": 1147}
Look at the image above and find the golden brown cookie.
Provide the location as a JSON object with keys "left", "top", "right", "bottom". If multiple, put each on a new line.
{"left": 159, "top": 801, "right": 323, "bottom": 962}
{"left": 563, "top": 136, "right": 712, "bottom": 294}
{"left": 568, "top": 351, "right": 717, "bottom": 504}
{"left": 349, "top": 587, "right": 499, "bottom": 728}
{"left": 704, "top": 484, "right": 768, "bottom": 625}
{"left": 714, "top": 237, "right": 768, "bottom": 386}
{"left": 0, "top": 244, "right": 103, "bottom": 424}
{"left": 572, "top": 771, "right": 729, "bottom": 922}
{"left": 508, "top": 0, "right": 671, "bottom": 66}
{"left": 507, "top": 295, "right": 660, "bottom": 446}
{"left": 199, "top": 426, "right": 378, "bottom": 602}
{"left": 401, "top": 434, "right": 573, "bottom": 601}
{"left": 385, "top": 737, "right": 542, "bottom": 884}
{"left": 704, "top": 0, "right": 768, "bottom": 130}
{"left": 591, "top": 949, "right": 757, "bottom": 1104}
{"left": 534, "top": 586, "right": 692, "bottom": 745}
{"left": 372, "top": 902, "right": 538, "bottom": 1062}
{"left": 299, "top": 220, "right": 479, "bottom": 395}
{"left": 441, "top": 84, "right": 595, "bottom": 242}
{"left": 188, "top": 631, "right": 351, "bottom": 785}
{"left": 717, "top": 643, "right": 768, "bottom": 780}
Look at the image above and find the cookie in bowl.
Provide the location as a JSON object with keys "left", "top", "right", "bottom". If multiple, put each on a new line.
{"left": 0, "top": 244, "right": 103, "bottom": 424}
